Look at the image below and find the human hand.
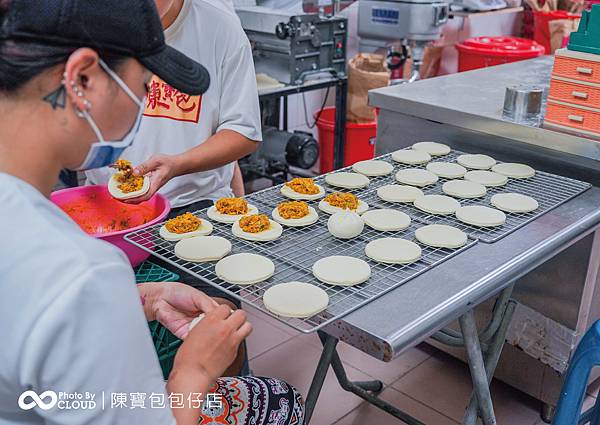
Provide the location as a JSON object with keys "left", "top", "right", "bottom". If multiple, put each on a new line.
{"left": 172, "top": 305, "right": 252, "bottom": 384}
{"left": 139, "top": 282, "right": 219, "bottom": 339}
{"left": 124, "top": 154, "right": 181, "bottom": 203}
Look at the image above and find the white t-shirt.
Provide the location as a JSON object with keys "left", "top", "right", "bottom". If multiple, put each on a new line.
{"left": 0, "top": 173, "right": 175, "bottom": 425}
{"left": 86, "top": 0, "right": 262, "bottom": 208}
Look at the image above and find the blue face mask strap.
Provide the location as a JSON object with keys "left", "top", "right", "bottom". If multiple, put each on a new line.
{"left": 98, "top": 59, "right": 144, "bottom": 108}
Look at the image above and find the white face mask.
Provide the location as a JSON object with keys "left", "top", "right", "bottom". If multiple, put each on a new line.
{"left": 71, "top": 59, "right": 146, "bottom": 171}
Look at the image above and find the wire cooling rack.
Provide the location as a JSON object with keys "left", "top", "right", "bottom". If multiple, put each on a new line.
{"left": 348, "top": 150, "right": 591, "bottom": 243}
{"left": 125, "top": 148, "right": 589, "bottom": 333}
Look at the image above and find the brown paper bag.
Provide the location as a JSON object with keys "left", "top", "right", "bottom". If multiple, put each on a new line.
{"left": 548, "top": 18, "right": 581, "bottom": 54}
{"left": 347, "top": 53, "right": 390, "bottom": 123}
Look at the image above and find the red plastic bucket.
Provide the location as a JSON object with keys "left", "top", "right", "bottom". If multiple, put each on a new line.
{"left": 456, "top": 36, "right": 545, "bottom": 72}
{"left": 533, "top": 10, "right": 581, "bottom": 55}
{"left": 314, "top": 107, "right": 376, "bottom": 173}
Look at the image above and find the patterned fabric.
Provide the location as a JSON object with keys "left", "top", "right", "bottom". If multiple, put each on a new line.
{"left": 199, "top": 376, "right": 304, "bottom": 425}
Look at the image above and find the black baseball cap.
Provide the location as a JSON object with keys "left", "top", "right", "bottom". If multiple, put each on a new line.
{"left": 0, "top": 0, "right": 210, "bottom": 95}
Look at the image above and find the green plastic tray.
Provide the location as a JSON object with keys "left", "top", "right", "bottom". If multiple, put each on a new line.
{"left": 135, "top": 261, "right": 182, "bottom": 380}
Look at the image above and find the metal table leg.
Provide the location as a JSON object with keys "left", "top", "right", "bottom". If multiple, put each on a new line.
{"left": 460, "top": 310, "right": 497, "bottom": 425}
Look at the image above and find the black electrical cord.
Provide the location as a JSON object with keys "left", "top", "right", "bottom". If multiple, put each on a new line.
{"left": 303, "top": 85, "right": 331, "bottom": 129}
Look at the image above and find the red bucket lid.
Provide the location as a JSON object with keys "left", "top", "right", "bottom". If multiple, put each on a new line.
{"left": 456, "top": 36, "right": 546, "bottom": 57}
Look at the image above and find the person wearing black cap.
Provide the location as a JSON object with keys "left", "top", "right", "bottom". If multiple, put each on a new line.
{"left": 0, "top": 1, "right": 303, "bottom": 424}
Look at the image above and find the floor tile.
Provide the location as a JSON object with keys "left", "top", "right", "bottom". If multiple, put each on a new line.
{"left": 334, "top": 387, "right": 459, "bottom": 425}
{"left": 246, "top": 310, "right": 295, "bottom": 360}
{"left": 251, "top": 336, "right": 373, "bottom": 425}
{"left": 392, "top": 350, "right": 541, "bottom": 425}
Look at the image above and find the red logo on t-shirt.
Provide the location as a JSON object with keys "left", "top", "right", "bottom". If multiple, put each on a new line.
{"left": 144, "top": 76, "right": 202, "bottom": 123}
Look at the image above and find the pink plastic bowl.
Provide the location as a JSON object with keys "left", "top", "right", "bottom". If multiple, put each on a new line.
{"left": 51, "top": 185, "right": 171, "bottom": 267}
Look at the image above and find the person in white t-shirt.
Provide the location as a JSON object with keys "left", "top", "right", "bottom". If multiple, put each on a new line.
{"left": 0, "top": 1, "right": 303, "bottom": 425}
{"left": 86, "top": 1, "right": 262, "bottom": 350}
{"left": 86, "top": 0, "right": 261, "bottom": 206}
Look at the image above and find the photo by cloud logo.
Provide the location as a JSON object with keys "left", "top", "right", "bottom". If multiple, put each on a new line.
{"left": 18, "top": 390, "right": 58, "bottom": 411}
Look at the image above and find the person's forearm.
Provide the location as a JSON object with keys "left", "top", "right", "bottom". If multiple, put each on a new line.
{"left": 167, "top": 367, "right": 212, "bottom": 425}
{"left": 137, "top": 282, "right": 162, "bottom": 322}
{"left": 172, "top": 130, "right": 257, "bottom": 177}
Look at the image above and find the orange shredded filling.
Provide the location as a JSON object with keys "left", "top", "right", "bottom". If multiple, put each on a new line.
{"left": 239, "top": 214, "right": 271, "bottom": 233}
{"left": 277, "top": 201, "right": 309, "bottom": 219}
{"left": 112, "top": 159, "right": 144, "bottom": 194}
{"left": 324, "top": 192, "right": 359, "bottom": 210}
{"left": 216, "top": 198, "right": 249, "bottom": 215}
{"left": 165, "top": 212, "right": 201, "bottom": 234}
{"left": 285, "top": 178, "right": 320, "bottom": 195}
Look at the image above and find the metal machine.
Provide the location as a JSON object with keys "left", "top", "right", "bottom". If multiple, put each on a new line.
{"left": 236, "top": 6, "right": 348, "bottom": 84}
{"left": 357, "top": 0, "right": 449, "bottom": 82}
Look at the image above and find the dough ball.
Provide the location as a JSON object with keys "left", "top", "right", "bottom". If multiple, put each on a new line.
{"left": 263, "top": 282, "right": 329, "bottom": 318}
{"left": 491, "top": 163, "right": 535, "bottom": 179}
{"left": 312, "top": 256, "right": 371, "bottom": 286}
{"left": 457, "top": 154, "right": 496, "bottom": 170}
{"left": 415, "top": 224, "right": 468, "bottom": 249}
{"left": 377, "top": 184, "right": 424, "bottom": 203}
{"left": 414, "top": 195, "right": 461, "bottom": 215}
{"left": 442, "top": 180, "right": 487, "bottom": 199}
{"left": 327, "top": 210, "right": 364, "bottom": 239}
{"left": 352, "top": 160, "right": 394, "bottom": 177}
{"left": 426, "top": 162, "right": 467, "bottom": 179}
{"left": 207, "top": 204, "right": 259, "bottom": 223}
{"left": 365, "top": 238, "right": 422, "bottom": 264}
{"left": 232, "top": 219, "right": 283, "bottom": 242}
{"left": 391, "top": 149, "right": 431, "bottom": 165}
{"left": 491, "top": 193, "right": 539, "bottom": 213}
{"left": 412, "top": 141, "right": 451, "bottom": 156}
{"left": 464, "top": 170, "right": 508, "bottom": 187}
{"left": 361, "top": 209, "right": 411, "bottom": 232}
{"left": 325, "top": 172, "right": 370, "bottom": 189}
{"left": 215, "top": 253, "right": 275, "bottom": 285}
{"left": 174, "top": 236, "right": 232, "bottom": 262}
{"left": 108, "top": 174, "right": 150, "bottom": 200}
{"left": 396, "top": 169, "right": 439, "bottom": 187}
{"left": 456, "top": 205, "right": 506, "bottom": 227}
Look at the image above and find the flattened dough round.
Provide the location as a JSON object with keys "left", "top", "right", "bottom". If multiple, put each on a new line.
{"left": 361, "top": 209, "right": 411, "bottom": 231}
{"left": 263, "top": 282, "right": 329, "bottom": 318}
{"left": 442, "top": 180, "right": 487, "bottom": 199}
{"left": 457, "top": 154, "right": 496, "bottom": 170}
{"left": 352, "top": 160, "right": 394, "bottom": 177}
{"left": 377, "top": 184, "right": 424, "bottom": 203}
{"left": 207, "top": 204, "right": 259, "bottom": 223}
{"left": 108, "top": 174, "right": 150, "bottom": 200}
{"left": 215, "top": 253, "right": 275, "bottom": 285}
{"left": 232, "top": 219, "right": 283, "bottom": 242}
{"left": 365, "top": 238, "right": 422, "bottom": 264}
{"left": 391, "top": 149, "right": 431, "bottom": 165}
{"left": 456, "top": 206, "right": 506, "bottom": 227}
{"left": 281, "top": 184, "right": 325, "bottom": 200}
{"left": 415, "top": 224, "right": 468, "bottom": 249}
{"left": 325, "top": 172, "right": 369, "bottom": 189}
{"left": 312, "top": 256, "right": 371, "bottom": 286}
{"left": 396, "top": 169, "right": 439, "bottom": 187}
{"left": 412, "top": 141, "right": 451, "bottom": 156}
{"left": 491, "top": 193, "right": 539, "bottom": 213}
{"left": 414, "top": 195, "right": 461, "bottom": 215}
{"left": 464, "top": 170, "right": 508, "bottom": 187}
{"left": 160, "top": 219, "right": 213, "bottom": 241}
{"left": 174, "top": 236, "right": 232, "bottom": 262}
{"left": 491, "top": 163, "right": 536, "bottom": 179}
{"left": 426, "top": 162, "right": 467, "bottom": 179}
{"left": 272, "top": 206, "right": 319, "bottom": 227}
{"left": 318, "top": 199, "right": 369, "bottom": 215}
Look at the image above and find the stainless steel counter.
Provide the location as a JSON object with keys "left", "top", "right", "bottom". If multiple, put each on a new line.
{"left": 369, "top": 56, "right": 600, "bottom": 177}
